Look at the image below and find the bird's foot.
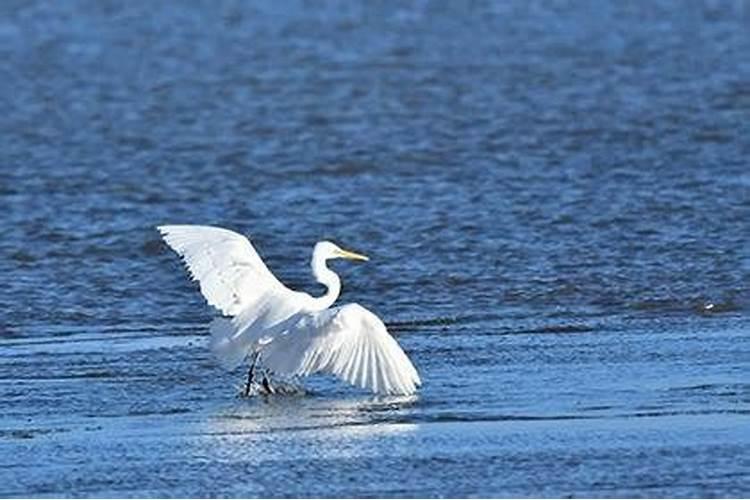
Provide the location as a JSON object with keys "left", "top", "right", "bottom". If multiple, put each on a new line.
{"left": 261, "top": 373, "right": 275, "bottom": 395}
{"left": 240, "top": 371, "right": 275, "bottom": 397}
{"left": 239, "top": 372, "right": 307, "bottom": 397}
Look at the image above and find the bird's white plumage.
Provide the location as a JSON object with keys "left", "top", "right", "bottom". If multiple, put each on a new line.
{"left": 157, "top": 225, "right": 287, "bottom": 316}
{"left": 158, "top": 224, "right": 421, "bottom": 396}
{"left": 261, "top": 304, "right": 421, "bottom": 395}
{"left": 157, "top": 225, "right": 309, "bottom": 368}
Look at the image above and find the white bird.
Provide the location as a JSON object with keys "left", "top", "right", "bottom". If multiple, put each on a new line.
{"left": 157, "top": 225, "right": 421, "bottom": 396}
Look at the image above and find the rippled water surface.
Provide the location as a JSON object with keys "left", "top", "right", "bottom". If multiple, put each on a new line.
{"left": 1, "top": 1, "right": 749, "bottom": 497}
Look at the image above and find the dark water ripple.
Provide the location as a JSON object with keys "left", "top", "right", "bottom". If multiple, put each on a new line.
{"left": 1, "top": 0, "right": 750, "bottom": 497}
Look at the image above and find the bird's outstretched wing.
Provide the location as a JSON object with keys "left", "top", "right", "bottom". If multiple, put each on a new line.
{"left": 158, "top": 225, "right": 291, "bottom": 316}
{"left": 260, "top": 303, "right": 421, "bottom": 395}
{"left": 158, "top": 225, "right": 307, "bottom": 368}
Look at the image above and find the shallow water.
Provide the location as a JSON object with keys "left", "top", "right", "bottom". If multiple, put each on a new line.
{"left": 1, "top": 0, "right": 749, "bottom": 497}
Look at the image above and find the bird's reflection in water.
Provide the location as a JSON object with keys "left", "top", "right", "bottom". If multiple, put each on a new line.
{"left": 212, "top": 390, "right": 418, "bottom": 432}
{"left": 202, "top": 391, "right": 420, "bottom": 464}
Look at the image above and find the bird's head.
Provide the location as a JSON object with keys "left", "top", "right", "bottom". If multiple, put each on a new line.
{"left": 314, "top": 241, "right": 369, "bottom": 262}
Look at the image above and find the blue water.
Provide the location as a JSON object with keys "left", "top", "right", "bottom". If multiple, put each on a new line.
{"left": 1, "top": 0, "right": 749, "bottom": 497}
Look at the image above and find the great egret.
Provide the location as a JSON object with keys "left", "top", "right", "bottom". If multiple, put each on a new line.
{"left": 157, "top": 225, "right": 421, "bottom": 396}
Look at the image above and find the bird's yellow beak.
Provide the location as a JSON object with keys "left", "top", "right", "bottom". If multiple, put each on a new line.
{"left": 336, "top": 248, "right": 369, "bottom": 261}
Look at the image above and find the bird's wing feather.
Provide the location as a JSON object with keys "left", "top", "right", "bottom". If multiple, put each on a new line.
{"left": 157, "top": 224, "right": 292, "bottom": 316}
{"left": 159, "top": 225, "right": 315, "bottom": 369}
{"left": 261, "top": 303, "right": 421, "bottom": 395}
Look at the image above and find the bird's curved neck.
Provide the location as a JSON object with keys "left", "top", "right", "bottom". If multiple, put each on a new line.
{"left": 311, "top": 255, "right": 341, "bottom": 310}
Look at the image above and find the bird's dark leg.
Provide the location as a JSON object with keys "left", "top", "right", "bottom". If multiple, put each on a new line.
{"left": 244, "top": 352, "right": 260, "bottom": 397}
{"left": 261, "top": 371, "right": 274, "bottom": 394}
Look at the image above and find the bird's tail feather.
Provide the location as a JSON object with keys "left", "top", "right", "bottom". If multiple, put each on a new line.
{"left": 209, "top": 318, "right": 251, "bottom": 369}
